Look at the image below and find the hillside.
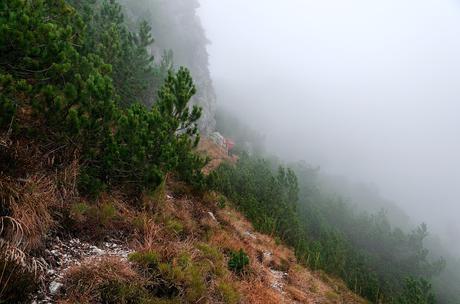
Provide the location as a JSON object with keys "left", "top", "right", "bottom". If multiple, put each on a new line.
{"left": 1, "top": 133, "right": 367, "bottom": 303}
{"left": 0, "top": 0, "right": 448, "bottom": 303}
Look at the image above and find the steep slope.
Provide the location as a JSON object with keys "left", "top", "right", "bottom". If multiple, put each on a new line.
{"left": 34, "top": 180, "right": 368, "bottom": 304}
{"left": 2, "top": 138, "right": 366, "bottom": 304}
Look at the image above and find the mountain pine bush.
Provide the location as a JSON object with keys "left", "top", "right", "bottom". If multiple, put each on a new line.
{"left": 0, "top": 0, "right": 204, "bottom": 197}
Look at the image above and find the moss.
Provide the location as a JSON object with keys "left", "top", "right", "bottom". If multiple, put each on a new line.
{"left": 185, "top": 265, "right": 207, "bottom": 302}
{"left": 157, "top": 260, "right": 208, "bottom": 303}
{"left": 100, "top": 202, "right": 117, "bottom": 225}
{"left": 274, "top": 236, "right": 282, "bottom": 246}
{"left": 132, "top": 215, "right": 145, "bottom": 231}
{"left": 146, "top": 180, "right": 166, "bottom": 211}
{"left": 70, "top": 202, "right": 90, "bottom": 222}
{"left": 165, "top": 218, "right": 184, "bottom": 235}
{"left": 196, "top": 243, "right": 226, "bottom": 276}
{"left": 177, "top": 252, "right": 192, "bottom": 268}
{"left": 325, "top": 290, "right": 340, "bottom": 301}
{"left": 129, "top": 251, "right": 160, "bottom": 269}
{"left": 197, "top": 243, "right": 223, "bottom": 262}
{"left": 100, "top": 280, "right": 148, "bottom": 304}
{"left": 217, "top": 281, "right": 240, "bottom": 304}
{"left": 140, "top": 298, "right": 181, "bottom": 304}
{"left": 217, "top": 195, "right": 227, "bottom": 209}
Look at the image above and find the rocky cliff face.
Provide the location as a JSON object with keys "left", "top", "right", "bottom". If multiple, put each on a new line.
{"left": 121, "top": 0, "right": 217, "bottom": 134}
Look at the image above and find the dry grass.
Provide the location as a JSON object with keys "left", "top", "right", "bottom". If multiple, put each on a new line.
{"left": 60, "top": 256, "right": 141, "bottom": 303}
{"left": 3, "top": 175, "right": 59, "bottom": 250}
{"left": 0, "top": 137, "right": 80, "bottom": 301}
{"left": 0, "top": 135, "right": 369, "bottom": 303}
{"left": 0, "top": 217, "right": 46, "bottom": 301}
{"left": 239, "top": 279, "right": 283, "bottom": 304}
{"left": 196, "top": 139, "right": 237, "bottom": 175}
{"left": 0, "top": 171, "right": 68, "bottom": 300}
{"left": 0, "top": 137, "right": 80, "bottom": 249}
{"left": 67, "top": 191, "right": 142, "bottom": 242}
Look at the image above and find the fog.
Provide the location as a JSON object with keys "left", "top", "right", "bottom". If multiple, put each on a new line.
{"left": 198, "top": 0, "right": 460, "bottom": 253}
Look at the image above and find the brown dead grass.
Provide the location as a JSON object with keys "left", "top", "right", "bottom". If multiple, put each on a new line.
{"left": 0, "top": 137, "right": 80, "bottom": 250}
{"left": 60, "top": 256, "right": 141, "bottom": 303}
{"left": 239, "top": 279, "right": 284, "bottom": 304}
{"left": 4, "top": 175, "right": 59, "bottom": 250}
{"left": 0, "top": 138, "right": 81, "bottom": 301}
{"left": 0, "top": 134, "right": 369, "bottom": 304}
{"left": 196, "top": 139, "right": 238, "bottom": 175}
{"left": 208, "top": 204, "right": 368, "bottom": 304}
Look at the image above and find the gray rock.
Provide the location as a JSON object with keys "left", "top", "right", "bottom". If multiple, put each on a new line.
{"left": 49, "top": 281, "right": 63, "bottom": 295}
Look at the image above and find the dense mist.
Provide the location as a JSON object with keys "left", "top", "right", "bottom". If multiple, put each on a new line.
{"left": 198, "top": 0, "right": 460, "bottom": 254}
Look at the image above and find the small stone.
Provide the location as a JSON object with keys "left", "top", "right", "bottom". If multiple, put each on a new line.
{"left": 208, "top": 212, "right": 218, "bottom": 222}
{"left": 91, "top": 247, "right": 105, "bottom": 255}
{"left": 244, "top": 231, "right": 257, "bottom": 239}
{"left": 49, "top": 281, "right": 63, "bottom": 295}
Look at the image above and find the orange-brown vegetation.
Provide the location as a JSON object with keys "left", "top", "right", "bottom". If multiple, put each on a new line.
{"left": 196, "top": 139, "right": 237, "bottom": 175}
{"left": 1, "top": 136, "right": 366, "bottom": 303}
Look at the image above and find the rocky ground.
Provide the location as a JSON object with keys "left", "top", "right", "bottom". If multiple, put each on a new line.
{"left": 32, "top": 237, "right": 133, "bottom": 303}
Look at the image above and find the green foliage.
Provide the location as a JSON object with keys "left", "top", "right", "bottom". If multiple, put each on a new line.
{"left": 197, "top": 243, "right": 224, "bottom": 263}
{"left": 209, "top": 153, "right": 444, "bottom": 303}
{"left": 78, "top": 169, "right": 107, "bottom": 199}
{"left": 217, "top": 195, "right": 227, "bottom": 209}
{"left": 71, "top": 202, "right": 91, "bottom": 217}
{"left": 184, "top": 265, "right": 207, "bottom": 302}
{"left": 99, "top": 281, "right": 150, "bottom": 304}
{"left": 398, "top": 278, "right": 436, "bottom": 304}
{"left": 165, "top": 218, "right": 184, "bottom": 236}
{"left": 156, "top": 260, "right": 209, "bottom": 302}
{"left": 129, "top": 251, "right": 160, "bottom": 270}
{"left": 196, "top": 243, "right": 226, "bottom": 276}
{"left": 209, "top": 153, "right": 300, "bottom": 241}
{"left": 228, "top": 249, "right": 250, "bottom": 275}
{"left": 0, "top": 0, "right": 205, "bottom": 198}
{"left": 70, "top": 0, "right": 161, "bottom": 107}
{"left": 217, "top": 281, "right": 240, "bottom": 304}
{"left": 100, "top": 202, "right": 117, "bottom": 225}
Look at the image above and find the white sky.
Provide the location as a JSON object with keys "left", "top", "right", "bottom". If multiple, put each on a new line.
{"left": 198, "top": 0, "right": 460, "bottom": 248}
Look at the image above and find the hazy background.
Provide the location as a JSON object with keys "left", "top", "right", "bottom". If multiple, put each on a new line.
{"left": 198, "top": 0, "right": 460, "bottom": 252}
